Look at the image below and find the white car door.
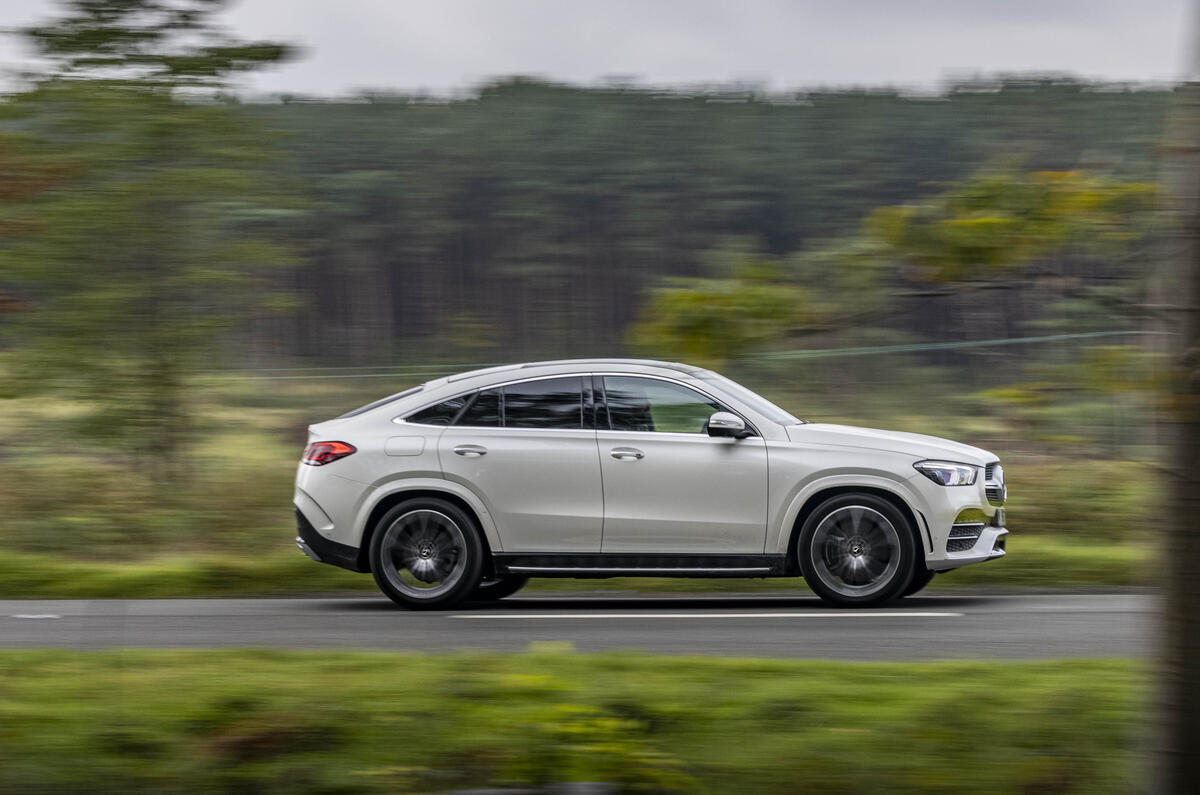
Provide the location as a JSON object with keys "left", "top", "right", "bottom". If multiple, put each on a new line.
{"left": 437, "top": 375, "right": 604, "bottom": 552}
{"left": 597, "top": 375, "right": 768, "bottom": 554}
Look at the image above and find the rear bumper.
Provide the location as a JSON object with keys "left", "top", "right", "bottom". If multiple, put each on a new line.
{"left": 295, "top": 508, "right": 368, "bottom": 573}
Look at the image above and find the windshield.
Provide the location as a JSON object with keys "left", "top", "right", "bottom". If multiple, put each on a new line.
{"left": 697, "top": 372, "right": 803, "bottom": 425}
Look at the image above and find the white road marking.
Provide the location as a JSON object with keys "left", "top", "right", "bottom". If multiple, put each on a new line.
{"left": 11, "top": 614, "right": 62, "bottom": 620}
{"left": 452, "top": 611, "right": 963, "bottom": 620}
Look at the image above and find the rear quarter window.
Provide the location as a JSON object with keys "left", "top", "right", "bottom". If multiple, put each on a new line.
{"left": 405, "top": 394, "right": 469, "bottom": 426}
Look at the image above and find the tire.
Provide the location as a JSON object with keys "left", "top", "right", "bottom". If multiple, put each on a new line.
{"left": 902, "top": 566, "right": 936, "bottom": 597}
{"left": 470, "top": 575, "right": 529, "bottom": 602}
{"left": 369, "top": 497, "right": 483, "bottom": 610}
{"left": 797, "top": 493, "right": 917, "bottom": 608}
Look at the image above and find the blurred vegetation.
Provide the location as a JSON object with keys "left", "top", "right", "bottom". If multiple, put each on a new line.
{"left": 0, "top": 368, "right": 1156, "bottom": 596}
{"left": 629, "top": 259, "right": 813, "bottom": 367}
{"left": 0, "top": 0, "right": 296, "bottom": 475}
{"left": 0, "top": 537, "right": 1151, "bottom": 599}
{"left": 0, "top": 650, "right": 1141, "bottom": 793}
{"left": 0, "top": 1, "right": 1177, "bottom": 593}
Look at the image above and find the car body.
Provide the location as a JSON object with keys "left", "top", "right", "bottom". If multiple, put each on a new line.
{"left": 294, "top": 358, "right": 1007, "bottom": 608}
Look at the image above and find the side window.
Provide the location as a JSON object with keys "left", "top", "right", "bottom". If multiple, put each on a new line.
{"left": 457, "top": 389, "right": 501, "bottom": 427}
{"left": 502, "top": 377, "right": 583, "bottom": 429}
{"left": 603, "top": 376, "right": 723, "bottom": 434}
{"left": 405, "top": 394, "right": 469, "bottom": 426}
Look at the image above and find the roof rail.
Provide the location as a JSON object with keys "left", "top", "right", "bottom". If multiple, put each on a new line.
{"left": 517, "top": 358, "right": 702, "bottom": 374}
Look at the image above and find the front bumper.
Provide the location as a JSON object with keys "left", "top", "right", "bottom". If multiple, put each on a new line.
{"left": 927, "top": 524, "right": 1008, "bottom": 571}
{"left": 907, "top": 466, "right": 1008, "bottom": 571}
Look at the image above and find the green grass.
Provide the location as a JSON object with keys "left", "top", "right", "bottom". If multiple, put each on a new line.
{"left": 0, "top": 375, "right": 1159, "bottom": 598}
{"left": 0, "top": 650, "right": 1143, "bottom": 793}
{"left": 0, "top": 536, "right": 1150, "bottom": 598}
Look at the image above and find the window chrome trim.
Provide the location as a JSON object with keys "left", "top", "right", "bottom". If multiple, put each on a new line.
{"left": 592, "top": 371, "right": 761, "bottom": 438}
{"left": 395, "top": 373, "right": 587, "bottom": 429}
{"left": 393, "top": 370, "right": 760, "bottom": 436}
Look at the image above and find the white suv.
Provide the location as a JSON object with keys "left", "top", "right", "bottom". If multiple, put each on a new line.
{"left": 295, "top": 359, "right": 1007, "bottom": 608}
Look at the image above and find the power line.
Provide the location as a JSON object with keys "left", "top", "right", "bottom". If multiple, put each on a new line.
{"left": 748, "top": 330, "right": 1161, "bottom": 361}
{"left": 192, "top": 329, "right": 1161, "bottom": 380}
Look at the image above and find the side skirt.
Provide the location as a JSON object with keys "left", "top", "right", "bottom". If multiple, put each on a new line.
{"left": 492, "top": 553, "right": 790, "bottom": 579}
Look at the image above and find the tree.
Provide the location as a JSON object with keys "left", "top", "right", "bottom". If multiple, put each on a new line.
{"left": 627, "top": 258, "right": 813, "bottom": 368}
{"left": 1158, "top": 42, "right": 1200, "bottom": 791}
{"left": 251, "top": 78, "right": 1169, "bottom": 365}
{"left": 630, "top": 171, "right": 1154, "bottom": 372}
{"left": 0, "top": 0, "right": 295, "bottom": 475}
{"left": 867, "top": 169, "right": 1155, "bottom": 282}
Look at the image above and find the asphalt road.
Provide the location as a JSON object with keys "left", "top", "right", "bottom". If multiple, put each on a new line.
{"left": 0, "top": 592, "right": 1149, "bottom": 660}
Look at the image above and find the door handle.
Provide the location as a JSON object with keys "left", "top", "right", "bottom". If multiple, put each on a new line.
{"left": 610, "top": 447, "right": 644, "bottom": 461}
{"left": 453, "top": 444, "right": 487, "bottom": 457}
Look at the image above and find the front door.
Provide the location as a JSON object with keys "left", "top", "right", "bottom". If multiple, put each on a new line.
{"left": 597, "top": 375, "right": 768, "bottom": 554}
{"left": 438, "top": 376, "right": 603, "bottom": 552}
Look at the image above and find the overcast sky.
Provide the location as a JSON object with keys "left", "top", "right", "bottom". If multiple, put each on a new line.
{"left": 0, "top": 0, "right": 1191, "bottom": 96}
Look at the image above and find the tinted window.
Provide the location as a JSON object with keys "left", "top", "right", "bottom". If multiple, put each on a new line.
{"left": 503, "top": 377, "right": 583, "bottom": 429}
{"left": 405, "top": 394, "right": 469, "bottom": 426}
{"left": 457, "top": 389, "right": 501, "bottom": 427}
{"left": 603, "top": 376, "right": 722, "bottom": 434}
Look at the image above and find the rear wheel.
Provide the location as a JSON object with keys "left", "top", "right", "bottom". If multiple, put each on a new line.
{"left": 369, "top": 498, "right": 483, "bottom": 610}
{"left": 798, "top": 493, "right": 917, "bottom": 608}
{"left": 471, "top": 575, "right": 529, "bottom": 602}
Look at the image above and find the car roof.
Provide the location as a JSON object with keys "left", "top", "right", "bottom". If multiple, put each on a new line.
{"left": 400, "top": 360, "right": 700, "bottom": 396}
{"left": 433, "top": 358, "right": 707, "bottom": 387}
{"left": 329, "top": 359, "right": 720, "bottom": 423}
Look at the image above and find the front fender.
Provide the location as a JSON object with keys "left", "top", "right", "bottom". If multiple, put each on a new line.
{"left": 768, "top": 470, "right": 928, "bottom": 556}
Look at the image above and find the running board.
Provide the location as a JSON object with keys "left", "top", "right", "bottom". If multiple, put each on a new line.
{"left": 493, "top": 553, "right": 790, "bottom": 578}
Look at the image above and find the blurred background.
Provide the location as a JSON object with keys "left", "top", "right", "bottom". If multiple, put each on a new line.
{"left": 0, "top": 0, "right": 1179, "bottom": 593}
{"left": 0, "top": 2, "right": 1190, "bottom": 791}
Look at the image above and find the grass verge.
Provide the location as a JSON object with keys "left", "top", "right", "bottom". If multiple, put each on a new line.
{"left": 0, "top": 651, "right": 1141, "bottom": 793}
{"left": 0, "top": 536, "right": 1150, "bottom": 598}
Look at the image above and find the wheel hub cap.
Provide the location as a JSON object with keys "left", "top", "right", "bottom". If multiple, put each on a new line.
{"left": 379, "top": 509, "right": 467, "bottom": 599}
{"left": 809, "top": 505, "right": 903, "bottom": 598}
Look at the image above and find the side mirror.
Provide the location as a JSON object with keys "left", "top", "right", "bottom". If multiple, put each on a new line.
{"left": 707, "top": 411, "right": 752, "bottom": 439}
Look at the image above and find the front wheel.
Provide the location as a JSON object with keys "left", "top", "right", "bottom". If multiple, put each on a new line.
{"left": 369, "top": 498, "right": 483, "bottom": 610}
{"left": 902, "top": 567, "right": 936, "bottom": 597}
{"left": 797, "top": 493, "right": 917, "bottom": 608}
{"left": 471, "top": 575, "right": 529, "bottom": 602}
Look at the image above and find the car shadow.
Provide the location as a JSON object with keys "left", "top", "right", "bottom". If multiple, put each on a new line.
{"left": 309, "top": 592, "right": 996, "bottom": 612}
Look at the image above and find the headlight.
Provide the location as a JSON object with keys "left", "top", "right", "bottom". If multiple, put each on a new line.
{"left": 913, "top": 460, "right": 979, "bottom": 486}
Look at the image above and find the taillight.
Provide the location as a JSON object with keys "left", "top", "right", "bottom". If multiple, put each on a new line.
{"left": 302, "top": 441, "right": 357, "bottom": 466}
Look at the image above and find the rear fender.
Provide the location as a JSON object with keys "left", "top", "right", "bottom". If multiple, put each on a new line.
{"left": 353, "top": 477, "right": 503, "bottom": 552}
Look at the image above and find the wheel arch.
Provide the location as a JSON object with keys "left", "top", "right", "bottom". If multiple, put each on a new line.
{"left": 783, "top": 484, "right": 925, "bottom": 574}
{"left": 356, "top": 483, "right": 498, "bottom": 575}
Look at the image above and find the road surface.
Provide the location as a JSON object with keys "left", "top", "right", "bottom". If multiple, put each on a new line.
{"left": 0, "top": 592, "right": 1149, "bottom": 660}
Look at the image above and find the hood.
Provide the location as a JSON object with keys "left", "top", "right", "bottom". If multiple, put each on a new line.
{"left": 785, "top": 423, "right": 995, "bottom": 465}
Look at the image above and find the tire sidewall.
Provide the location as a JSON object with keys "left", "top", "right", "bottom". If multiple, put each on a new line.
{"left": 470, "top": 575, "right": 530, "bottom": 602}
{"left": 369, "top": 497, "right": 484, "bottom": 610}
{"left": 903, "top": 566, "right": 936, "bottom": 598}
{"left": 798, "top": 493, "right": 917, "bottom": 607}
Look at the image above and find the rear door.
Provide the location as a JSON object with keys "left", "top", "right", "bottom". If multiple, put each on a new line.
{"left": 437, "top": 376, "right": 603, "bottom": 552}
{"left": 597, "top": 375, "right": 768, "bottom": 553}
